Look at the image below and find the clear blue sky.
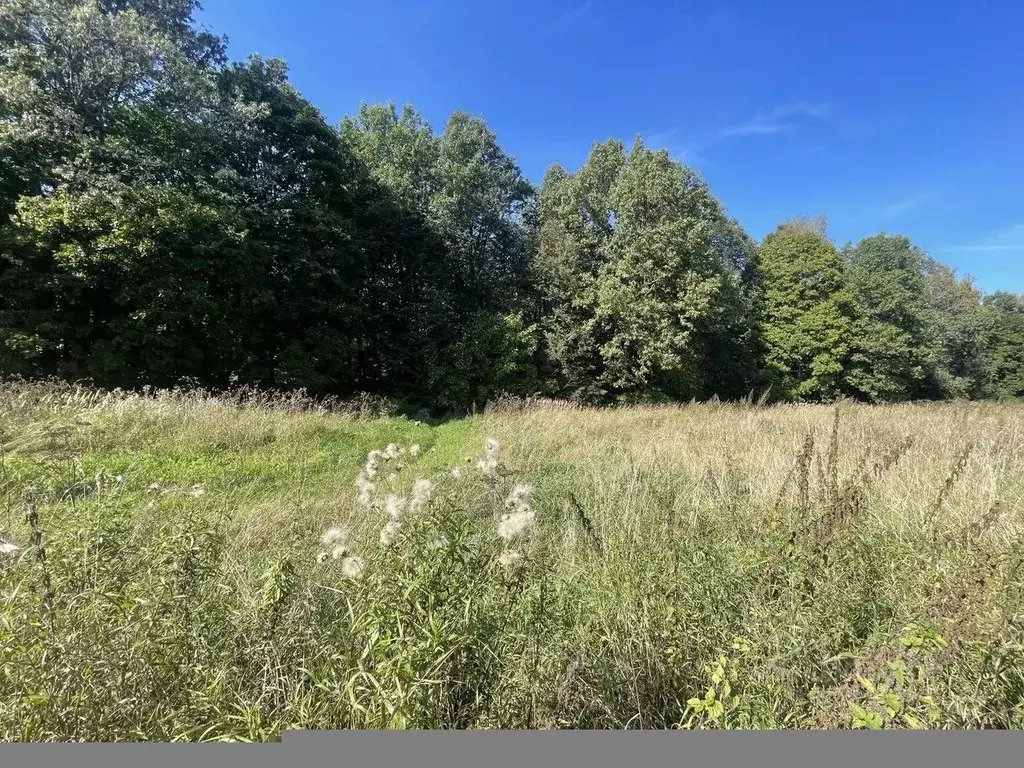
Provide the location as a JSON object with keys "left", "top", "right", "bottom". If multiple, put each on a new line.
{"left": 197, "top": 0, "right": 1024, "bottom": 295}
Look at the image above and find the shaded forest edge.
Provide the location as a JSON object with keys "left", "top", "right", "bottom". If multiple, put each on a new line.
{"left": 2, "top": 1, "right": 1023, "bottom": 418}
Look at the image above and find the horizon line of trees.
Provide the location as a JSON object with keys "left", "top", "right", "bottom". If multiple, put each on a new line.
{"left": 2, "top": 1, "right": 1022, "bottom": 412}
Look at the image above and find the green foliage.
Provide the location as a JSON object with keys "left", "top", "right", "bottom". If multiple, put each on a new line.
{"left": 980, "top": 292, "right": 1024, "bottom": 399}
{"left": 758, "top": 219, "right": 856, "bottom": 401}
{"left": 429, "top": 312, "right": 542, "bottom": 412}
{"left": 537, "top": 138, "right": 759, "bottom": 402}
{"left": 922, "top": 261, "right": 986, "bottom": 399}
{"left": 843, "top": 234, "right": 936, "bottom": 402}
{"left": 0, "top": 0, "right": 1021, "bottom": 412}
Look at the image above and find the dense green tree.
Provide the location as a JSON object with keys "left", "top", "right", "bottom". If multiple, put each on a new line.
{"left": 759, "top": 218, "right": 855, "bottom": 402}
{"left": 922, "top": 260, "right": 986, "bottom": 399}
{"left": 0, "top": 0, "right": 231, "bottom": 382}
{"left": 342, "top": 102, "right": 536, "bottom": 408}
{"left": 538, "top": 138, "right": 757, "bottom": 402}
{"left": 843, "top": 234, "right": 936, "bottom": 402}
{"left": 980, "top": 292, "right": 1024, "bottom": 399}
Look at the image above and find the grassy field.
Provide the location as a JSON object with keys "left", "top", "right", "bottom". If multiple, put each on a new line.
{"left": 1, "top": 380, "right": 1023, "bottom": 739}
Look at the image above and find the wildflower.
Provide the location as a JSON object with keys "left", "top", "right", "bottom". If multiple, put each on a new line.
{"left": 409, "top": 478, "right": 435, "bottom": 514}
{"left": 380, "top": 519, "right": 402, "bottom": 548}
{"left": 322, "top": 526, "right": 349, "bottom": 549}
{"left": 410, "top": 444, "right": 421, "bottom": 457}
{"left": 385, "top": 494, "right": 408, "bottom": 521}
{"left": 451, "top": 468, "right": 462, "bottom": 480}
{"left": 498, "top": 550, "right": 523, "bottom": 568}
{"left": 363, "top": 450, "right": 384, "bottom": 479}
{"left": 341, "top": 555, "right": 364, "bottom": 580}
{"left": 476, "top": 438, "right": 501, "bottom": 477}
{"left": 485, "top": 438, "right": 500, "bottom": 461}
{"left": 498, "top": 508, "right": 536, "bottom": 541}
{"left": 356, "top": 473, "right": 375, "bottom": 506}
{"left": 0, "top": 541, "right": 20, "bottom": 556}
{"left": 505, "top": 483, "right": 533, "bottom": 512}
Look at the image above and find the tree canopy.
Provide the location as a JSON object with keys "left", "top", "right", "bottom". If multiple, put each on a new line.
{"left": 2, "top": 0, "right": 1022, "bottom": 410}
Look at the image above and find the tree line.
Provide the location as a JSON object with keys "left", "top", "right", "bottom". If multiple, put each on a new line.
{"left": 1, "top": 1, "right": 1022, "bottom": 411}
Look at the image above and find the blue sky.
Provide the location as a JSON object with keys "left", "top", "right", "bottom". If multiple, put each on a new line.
{"left": 197, "top": 0, "right": 1024, "bottom": 294}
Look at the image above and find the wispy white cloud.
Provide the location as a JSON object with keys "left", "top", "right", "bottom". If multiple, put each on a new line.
{"left": 539, "top": 0, "right": 598, "bottom": 36}
{"left": 945, "top": 224, "right": 1024, "bottom": 253}
{"left": 878, "top": 190, "right": 938, "bottom": 220}
{"left": 720, "top": 102, "right": 834, "bottom": 138}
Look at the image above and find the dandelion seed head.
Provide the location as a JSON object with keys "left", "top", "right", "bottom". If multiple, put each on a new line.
{"left": 409, "top": 478, "right": 435, "bottom": 513}
{"left": 497, "top": 508, "right": 535, "bottom": 541}
{"left": 341, "top": 555, "right": 364, "bottom": 580}
{"left": 363, "top": 450, "right": 384, "bottom": 479}
{"left": 322, "top": 525, "right": 349, "bottom": 548}
{"left": 380, "top": 519, "right": 402, "bottom": 548}
{"left": 356, "top": 474, "right": 375, "bottom": 506}
{"left": 485, "top": 438, "right": 500, "bottom": 461}
{"left": 385, "top": 494, "right": 408, "bottom": 521}
{"left": 505, "top": 483, "right": 533, "bottom": 511}
{"left": 384, "top": 443, "right": 402, "bottom": 460}
{"left": 498, "top": 550, "right": 523, "bottom": 568}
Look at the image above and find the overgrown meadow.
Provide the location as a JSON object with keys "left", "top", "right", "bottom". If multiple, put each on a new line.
{"left": 1, "top": 380, "right": 1023, "bottom": 740}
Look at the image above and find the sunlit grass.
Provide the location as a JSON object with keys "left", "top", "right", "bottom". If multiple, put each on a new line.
{"left": 1, "top": 380, "right": 1022, "bottom": 738}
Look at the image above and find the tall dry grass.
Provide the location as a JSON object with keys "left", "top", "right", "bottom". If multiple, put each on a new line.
{"left": 1, "top": 381, "right": 1022, "bottom": 738}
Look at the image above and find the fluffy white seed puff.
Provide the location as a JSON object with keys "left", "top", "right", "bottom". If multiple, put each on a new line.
{"left": 498, "top": 550, "right": 523, "bottom": 568}
{"left": 0, "top": 541, "right": 20, "bottom": 556}
{"left": 476, "top": 437, "right": 501, "bottom": 476}
{"left": 505, "top": 483, "right": 532, "bottom": 511}
{"left": 340, "top": 555, "right": 364, "bottom": 580}
{"left": 498, "top": 508, "right": 535, "bottom": 540}
{"left": 356, "top": 473, "right": 375, "bottom": 506}
{"left": 485, "top": 438, "right": 500, "bottom": 461}
{"left": 380, "top": 519, "right": 403, "bottom": 548}
{"left": 498, "top": 483, "right": 536, "bottom": 541}
{"left": 409, "top": 444, "right": 421, "bottom": 457}
{"left": 384, "top": 443, "right": 402, "bottom": 460}
{"left": 322, "top": 526, "right": 349, "bottom": 549}
{"left": 363, "top": 450, "right": 384, "bottom": 479}
{"left": 408, "top": 478, "right": 435, "bottom": 514}
{"left": 320, "top": 525, "right": 355, "bottom": 562}
{"left": 385, "top": 494, "right": 408, "bottom": 521}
